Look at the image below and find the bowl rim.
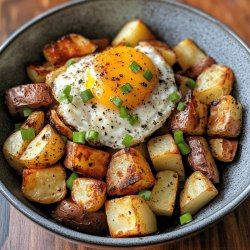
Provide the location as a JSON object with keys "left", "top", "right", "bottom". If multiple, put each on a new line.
{"left": 0, "top": 0, "right": 249, "bottom": 247}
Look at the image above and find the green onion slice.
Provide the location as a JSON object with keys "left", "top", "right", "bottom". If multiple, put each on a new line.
{"left": 178, "top": 141, "right": 191, "bottom": 155}
{"left": 66, "top": 172, "right": 78, "bottom": 190}
{"left": 168, "top": 91, "right": 180, "bottom": 103}
{"left": 73, "top": 131, "right": 86, "bottom": 144}
{"left": 177, "top": 102, "right": 186, "bottom": 111}
{"left": 61, "top": 135, "right": 68, "bottom": 142}
{"left": 62, "top": 85, "right": 71, "bottom": 96}
{"left": 128, "top": 114, "right": 139, "bottom": 126}
{"left": 143, "top": 69, "right": 153, "bottom": 82}
{"left": 80, "top": 89, "right": 94, "bottom": 104}
{"left": 120, "top": 83, "right": 133, "bottom": 94}
{"left": 66, "top": 59, "right": 76, "bottom": 67}
{"left": 180, "top": 212, "right": 193, "bottom": 225}
{"left": 21, "top": 128, "right": 35, "bottom": 140}
{"left": 129, "top": 61, "right": 142, "bottom": 74}
{"left": 186, "top": 79, "right": 196, "bottom": 89}
{"left": 138, "top": 190, "right": 151, "bottom": 201}
{"left": 119, "top": 106, "right": 129, "bottom": 118}
{"left": 23, "top": 107, "right": 32, "bottom": 117}
{"left": 122, "top": 134, "right": 133, "bottom": 147}
{"left": 110, "top": 96, "right": 123, "bottom": 107}
{"left": 174, "top": 130, "right": 184, "bottom": 144}
{"left": 87, "top": 130, "right": 99, "bottom": 142}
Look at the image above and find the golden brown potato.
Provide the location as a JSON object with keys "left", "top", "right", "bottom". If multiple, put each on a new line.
{"left": 112, "top": 19, "right": 155, "bottom": 46}
{"left": 169, "top": 94, "right": 208, "bottom": 135}
{"left": 132, "top": 142, "right": 151, "bottom": 162}
{"left": 91, "top": 38, "right": 110, "bottom": 51}
{"left": 209, "top": 138, "right": 238, "bottom": 162}
{"left": 64, "top": 141, "right": 110, "bottom": 180}
{"left": 71, "top": 178, "right": 106, "bottom": 213}
{"left": 45, "top": 65, "right": 67, "bottom": 87}
{"left": 174, "top": 74, "right": 192, "bottom": 97}
{"left": 52, "top": 198, "right": 108, "bottom": 235}
{"left": 49, "top": 110, "right": 73, "bottom": 140}
{"left": 207, "top": 95, "right": 243, "bottom": 138}
{"left": 106, "top": 148, "right": 155, "bottom": 196}
{"left": 20, "top": 111, "right": 45, "bottom": 132}
{"left": 147, "top": 134, "right": 185, "bottom": 178}
{"left": 193, "top": 64, "right": 234, "bottom": 104}
{"left": 105, "top": 195, "right": 157, "bottom": 237}
{"left": 5, "top": 84, "right": 53, "bottom": 117}
{"left": 26, "top": 62, "right": 54, "bottom": 83}
{"left": 149, "top": 170, "right": 178, "bottom": 216}
{"left": 43, "top": 34, "right": 97, "bottom": 65}
{"left": 180, "top": 171, "right": 218, "bottom": 215}
{"left": 22, "top": 164, "right": 66, "bottom": 204}
{"left": 186, "top": 136, "right": 219, "bottom": 183}
{"left": 173, "top": 39, "right": 206, "bottom": 71}
{"left": 20, "top": 124, "right": 65, "bottom": 168}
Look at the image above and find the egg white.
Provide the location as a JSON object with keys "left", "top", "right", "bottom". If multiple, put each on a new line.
{"left": 52, "top": 42, "right": 178, "bottom": 148}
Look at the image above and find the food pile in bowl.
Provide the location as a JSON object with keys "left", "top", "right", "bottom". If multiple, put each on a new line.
{"left": 2, "top": 19, "right": 242, "bottom": 238}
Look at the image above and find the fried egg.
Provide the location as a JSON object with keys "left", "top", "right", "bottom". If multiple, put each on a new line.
{"left": 52, "top": 42, "right": 178, "bottom": 148}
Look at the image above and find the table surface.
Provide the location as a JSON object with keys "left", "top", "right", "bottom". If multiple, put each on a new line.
{"left": 0, "top": 0, "right": 249, "bottom": 249}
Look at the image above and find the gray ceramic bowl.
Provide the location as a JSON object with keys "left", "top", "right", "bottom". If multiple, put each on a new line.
{"left": 0, "top": 0, "right": 249, "bottom": 248}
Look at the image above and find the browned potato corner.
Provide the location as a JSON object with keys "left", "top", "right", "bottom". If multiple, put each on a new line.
{"left": 91, "top": 38, "right": 110, "bottom": 51}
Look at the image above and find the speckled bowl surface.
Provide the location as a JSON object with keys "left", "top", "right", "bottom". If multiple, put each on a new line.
{"left": 0, "top": 0, "right": 249, "bottom": 248}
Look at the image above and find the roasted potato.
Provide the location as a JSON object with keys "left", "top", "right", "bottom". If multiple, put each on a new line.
{"left": 174, "top": 74, "right": 192, "bottom": 97}
{"left": 3, "top": 111, "right": 45, "bottom": 174}
{"left": 105, "top": 195, "right": 157, "bottom": 237}
{"left": 169, "top": 94, "right": 208, "bottom": 135}
{"left": 132, "top": 142, "right": 151, "bottom": 162}
{"left": 173, "top": 39, "right": 206, "bottom": 71}
{"left": 209, "top": 138, "right": 238, "bottom": 162}
{"left": 186, "top": 136, "right": 219, "bottom": 183}
{"left": 193, "top": 64, "right": 234, "bottom": 104}
{"left": 71, "top": 178, "right": 106, "bottom": 213}
{"left": 91, "top": 38, "right": 110, "bottom": 51}
{"left": 52, "top": 198, "right": 108, "bottom": 235}
{"left": 147, "top": 134, "right": 185, "bottom": 178}
{"left": 106, "top": 148, "right": 155, "bottom": 196}
{"left": 22, "top": 164, "right": 66, "bottom": 204}
{"left": 26, "top": 62, "right": 54, "bottom": 83}
{"left": 207, "top": 95, "right": 243, "bottom": 138}
{"left": 5, "top": 83, "right": 53, "bottom": 117}
{"left": 112, "top": 19, "right": 155, "bottom": 46}
{"left": 43, "top": 34, "right": 97, "bottom": 65}
{"left": 180, "top": 171, "right": 218, "bottom": 215}
{"left": 149, "top": 170, "right": 178, "bottom": 216}
{"left": 64, "top": 141, "right": 110, "bottom": 180}
{"left": 20, "top": 124, "right": 65, "bottom": 168}
{"left": 49, "top": 110, "right": 73, "bottom": 140}
{"left": 45, "top": 65, "right": 67, "bottom": 87}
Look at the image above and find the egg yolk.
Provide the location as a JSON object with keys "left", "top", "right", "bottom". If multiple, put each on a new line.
{"left": 85, "top": 46, "right": 159, "bottom": 110}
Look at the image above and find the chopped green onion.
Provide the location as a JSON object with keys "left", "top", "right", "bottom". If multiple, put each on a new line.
{"left": 174, "top": 130, "right": 184, "bottom": 144}
{"left": 14, "top": 123, "right": 22, "bottom": 132}
{"left": 168, "top": 91, "right": 180, "bottom": 103}
{"left": 124, "top": 42, "right": 132, "bottom": 47}
{"left": 138, "top": 190, "right": 151, "bottom": 201}
{"left": 120, "top": 83, "right": 133, "bottom": 94}
{"left": 143, "top": 69, "right": 153, "bottom": 82}
{"left": 119, "top": 106, "right": 129, "bottom": 118}
{"left": 59, "top": 95, "right": 70, "bottom": 104}
{"left": 23, "top": 107, "right": 32, "bottom": 117}
{"left": 129, "top": 61, "right": 142, "bottom": 74}
{"left": 62, "top": 85, "right": 71, "bottom": 96}
{"left": 59, "top": 85, "right": 73, "bottom": 103}
{"left": 87, "top": 130, "right": 99, "bottom": 142}
{"left": 61, "top": 135, "right": 68, "bottom": 142}
{"left": 110, "top": 96, "right": 123, "bottom": 107}
{"left": 66, "top": 59, "right": 76, "bottom": 67}
{"left": 73, "top": 131, "right": 86, "bottom": 144}
{"left": 178, "top": 141, "right": 191, "bottom": 155}
{"left": 122, "top": 134, "right": 133, "bottom": 147}
{"left": 80, "top": 89, "right": 94, "bottom": 104}
{"left": 186, "top": 79, "right": 196, "bottom": 89}
{"left": 66, "top": 172, "right": 78, "bottom": 190}
{"left": 21, "top": 128, "right": 35, "bottom": 140}
{"left": 177, "top": 102, "right": 186, "bottom": 111}
{"left": 180, "top": 212, "right": 193, "bottom": 225}
{"left": 128, "top": 114, "right": 139, "bottom": 126}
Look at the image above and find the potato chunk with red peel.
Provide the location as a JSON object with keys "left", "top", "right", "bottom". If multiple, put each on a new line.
{"left": 27, "top": 62, "right": 54, "bottom": 83}
{"left": 91, "top": 38, "right": 110, "bottom": 51}
{"left": 207, "top": 95, "right": 242, "bottom": 138}
{"left": 106, "top": 148, "right": 155, "bottom": 196}
{"left": 209, "top": 138, "right": 238, "bottom": 162}
{"left": 71, "top": 178, "right": 106, "bottom": 213}
{"left": 180, "top": 171, "right": 218, "bottom": 215}
{"left": 105, "top": 195, "right": 157, "bottom": 238}
{"left": 64, "top": 141, "right": 110, "bottom": 180}
{"left": 22, "top": 164, "right": 66, "bottom": 204}
{"left": 186, "top": 136, "right": 219, "bottom": 184}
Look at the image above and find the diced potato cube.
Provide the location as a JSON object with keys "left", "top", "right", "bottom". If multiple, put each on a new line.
{"left": 132, "top": 142, "right": 151, "bottom": 162}
{"left": 209, "top": 138, "right": 238, "bottom": 162}
{"left": 174, "top": 74, "right": 192, "bottom": 97}
{"left": 64, "top": 141, "right": 110, "bottom": 180}
{"left": 27, "top": 62, "right": 54, "bottom": 83}
{"left": 106, "top": 148, "right": 155, "bottom": 196}
{"left": 91, "top": 38, "right": 110, "bottom": 51}
{"left": 149, "top": 170, "right": 178, "bottom": 216}
{"left": 20, "top": 111, "right": 45, "bottom": 132}
{"left": 105, "top": 195, "right": 157, "bottom": 237}
{"left": 147, "top": 134, "right": 185, "bottom": 177}
{"left": 22, "top": 164, "right": 66, "bottom": 204}
{"left": 71, "top": 177, "right": 106, "bottom": 213}
{"left": 173, "top": 39, "right": 206, "bottom": 71}
{"left": 193, "top": 64, "right": 234, "bottom": 104}
{"left": 207, "top": 95, "right": 242, "bottom": 138}
{"left": 112, "top": 20, "right": 155, "bottom": 46}
{"left": 180, "top": 171, "right": 218, "bottom": 215}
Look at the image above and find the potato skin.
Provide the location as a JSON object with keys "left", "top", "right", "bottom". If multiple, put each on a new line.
{"left": 5, "top": 84, "right": 53, "bottom": 117}
{"left": 186, "top": 136, "right": 219, "bottom": 183}
{"left": 91, "top": 38, "right": 110, "bottom": 51}
{"left": 52, "top": 199, "right": 108, "bottom": 235}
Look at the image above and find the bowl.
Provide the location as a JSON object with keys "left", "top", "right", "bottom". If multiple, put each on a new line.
{"left": 0, "top": 0, "right": 249, "bottom": 248}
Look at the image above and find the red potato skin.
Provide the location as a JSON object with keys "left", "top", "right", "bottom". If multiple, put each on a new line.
{"left": 91, "top": 38, "right": 110, "bottom": 51}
